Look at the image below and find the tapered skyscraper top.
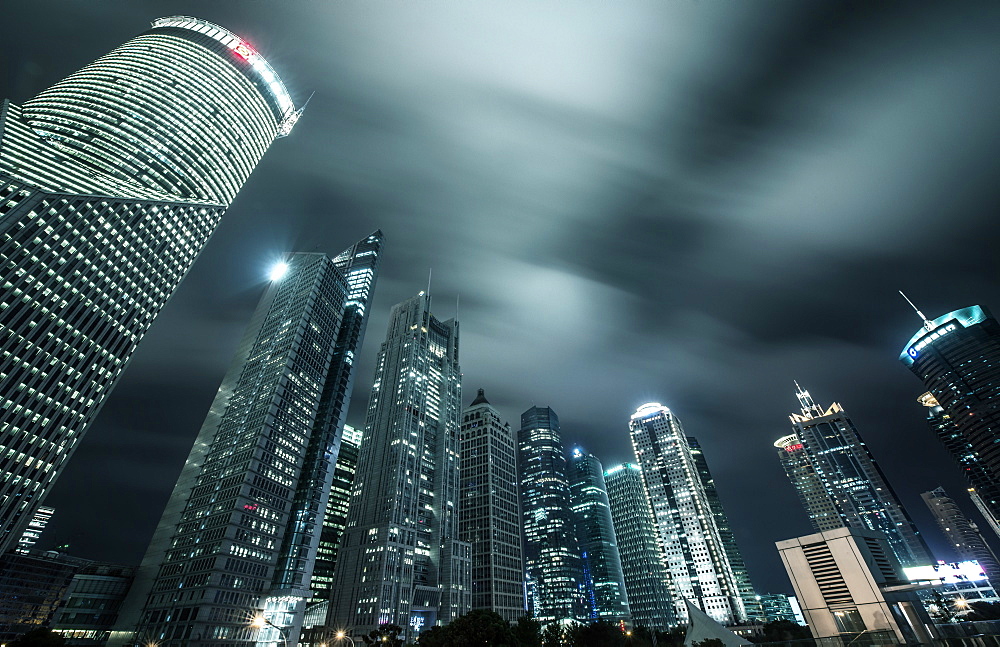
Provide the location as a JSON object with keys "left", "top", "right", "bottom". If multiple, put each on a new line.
{"left": 0, "top": 16, "right": 295, "bottom": 555}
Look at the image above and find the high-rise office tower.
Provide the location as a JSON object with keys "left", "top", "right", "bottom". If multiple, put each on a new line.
{"left": 459, "top": 389, "right": 524, "bottom": 622}
{"left": 687, "top": 437, "right": 763, "bottom": 623}
{"left": 112, "top": 235, "right": 382, "bottom": 647}
{"left": 518, "top": 406, "right": 584, "bottom": 622}
{"left": 16, "top": 505, "right": 54, "bottom": 554}
{"left": 309, "top": 424, "right": 363, "bottom": 600}
{"left": 604, "top": 463, "right": 676, "bottom": 631}
{"left": 330, "top": 292, "right": 469, "bottom": 640}
{"left": 567, "top": 447, "right": 631, "bottom": 624}
{"left": 0, "top": 15, "right": 298, "bottom": 554}
{"left": 628, "top": 403, "right": 744, "bottom": 624}
{"left": 777, "top": 384, "right": 932, "bottom": 568}
{"left": 917, "top": 392, "right": 1000, "bottom": 540}
{"left": 922, "top": 487, "right": 1000, "bottom": 584}
{"left": 901, "top": 305, "right": 1000, "bottom": 528}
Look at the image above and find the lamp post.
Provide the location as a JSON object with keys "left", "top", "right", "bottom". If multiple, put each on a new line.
{"left": 251, "top": 615, "right": 289, "bottom": 647}
{"left": 335, "top": 630, "right": 355, "bottom": 647}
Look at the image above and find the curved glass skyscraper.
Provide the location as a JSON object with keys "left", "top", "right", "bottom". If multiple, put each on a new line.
{"left": 901, "top": 305, "right": 1000, "bottom": 529}
{"left": 0, "top": 17, "right": 296, "bottom": 554}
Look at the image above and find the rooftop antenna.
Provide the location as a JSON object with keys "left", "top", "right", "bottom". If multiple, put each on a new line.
{"left": 299, "top": 91, "right": 316, "bottom": 116}
{"left": 426, "top": 268, "right": 432, "bottom": 298}
{"left": 455, "top": 293, "right": 460, "bottom": 320}
{"left": 899, "top": 290, "right": 936, "bottom": 331}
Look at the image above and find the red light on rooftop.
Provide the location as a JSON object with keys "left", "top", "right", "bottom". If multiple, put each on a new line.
{"left": 233, "top": 42, "right": 252, "bottom": 60}
{"left": 784, "top": 443, "right": 804, "bottom": 452}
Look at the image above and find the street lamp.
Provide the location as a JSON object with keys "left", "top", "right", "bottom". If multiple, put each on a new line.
{"left": 251, "top": 615, "right": 289, "bottom": 647}
{"left": 335, "top": 630, "right": 356, "bottom": 647}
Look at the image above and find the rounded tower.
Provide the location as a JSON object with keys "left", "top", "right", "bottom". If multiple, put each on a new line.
{"left": 21, "top": 16, "right": 298, "bottom": 205}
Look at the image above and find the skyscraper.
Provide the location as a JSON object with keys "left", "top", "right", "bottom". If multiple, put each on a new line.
{"left": 901, "top": 305, "right": 1000, "bottom": 528}
{"left": 777, "top": 384, "right": 932, "bottom": 568}
{"left": 112, "top": 235, "right": 382, "bottom": 647}
{"left": 518, "top": 406, "right": 584, "bottom": 623}
{"left": 687, "top": 437, "right": 763, "bottom": 623}
{"left": 567, "top": 447, "right": 631, "bottom": 625}
{"left": 0, "top": 15, "right": 298, "bottom": 554}
{"left": 459, "top": 389, "right": 524, "bottom": 622}
{"left": 922, "top": 487, "right": 1000, "bottom": 585}
{"left": 628, "top": 403, "right": 744, "bottom": 624}
{"left": 309, "top": 424, "right": 363, "bottom": 600}
{"left": 330, "top": 292, "right": 468, "bottom": 640}
{"left": 604, "top": 463, "right": 676, "bottom": 631}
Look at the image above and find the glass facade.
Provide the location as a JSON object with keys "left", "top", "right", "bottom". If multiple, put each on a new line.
{"left": 779, "top": 384, "right": 932, "bottom": 568}
{"left": 329, "top": 293, "right": 469, "bottom": 642}
{"left": 113, "top": 237, "right": 380, "bottom": 647}
{"left": 902, "top": 306, "right": 1000, "bottom": 528}
{"left": 628, "top": 403, "right": 744, "bottom": 624}
{"left": 517, "top": 406, "right": 585, "bottom": 623}
{"left": 604, "top": 463, "right": 675, "bottom": 631}
{"left": 921, "top": 486, "right": 1000, "bottom": 589}
{"left": 0, "top": 15, "right": 295, "bottom": 555}
{"left": 567, "top": 447, "right": 630, "bottom": 624}
{"left": 687, "top": 437, "right": 763, "bottom": 623}
{"left": 459, "top": 389, "right": 525, "bottom": 622}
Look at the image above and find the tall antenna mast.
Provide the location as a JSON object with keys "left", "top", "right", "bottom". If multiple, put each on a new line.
{"left": 899, "top": 290, "right": 935, "bottom": 331}
{"left": 426, "top": 268, "right": 432, "bottom": 297}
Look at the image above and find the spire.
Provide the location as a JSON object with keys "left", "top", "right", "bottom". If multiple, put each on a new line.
{"left": 470, "top": 388, "right": 490, "bottom": 406}
{"left": 899, "top": 290, "right": 936, "bottom": 332}
{"left": 794, "top": 381, "right": 823, "bottom": 418}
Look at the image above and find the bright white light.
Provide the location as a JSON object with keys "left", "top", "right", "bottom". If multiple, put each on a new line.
{"left": 269, "top": 262, "right": 289, "bottom": 281}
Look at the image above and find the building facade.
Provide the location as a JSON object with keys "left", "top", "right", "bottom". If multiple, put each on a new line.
{"left": 459, "top": 389, "right": 525, "bottom": 622}
{"left": 567, "top": 447, "right": 631, "bottom": 625}
{"left": 922, "top": 487, "right": 1000, "bottom": 587}
{"left": 604, "top": 463, "right": 676, "bottom": 631}
{"left": 758, "top": 594, "right": 798, "bottom": 624}
{"left": 901, "top": 305, "right": 1000, "bottom": 529}
{"left": 687, "top": 436, "right": 763, "bottom": 623}
{"left": 0, "top": 549, "right": 90, "bottom": 640}
{"left": 113, "top": 239, "right": 381, "bottom": 647}
{"left": 329, "top": 292, "right": 469, "bottom": 640}
{"left": 628, "top": 403, "right": 744, "bottom": 624}
{"left": 16, "top": 505, "right": 54, "bottom": 553}
{"left": 777, "top": 384, "right": 932, "bottom": 568}
{"left": 518, "top": 406, "right": 585, "bottom": 623}
{"left": 52, "top": 562, "right": 136, "bottom": 646}
{"left": 0, "top": 15, "right": 297, "bottom": 553}
{"left": 776, "top": 528, "right": 935, "bottom": 644}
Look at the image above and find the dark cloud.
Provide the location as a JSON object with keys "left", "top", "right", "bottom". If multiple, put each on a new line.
{"left": 4, "top": 0, "right": 1000, "bottom": 595}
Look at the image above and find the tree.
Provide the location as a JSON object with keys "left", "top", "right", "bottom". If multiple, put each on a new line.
{"left": 541, "top": 623, "right": 564, "bottom": 647}
{"left": 512, "top": 615, "right": 543, "bottom": 647}
{"left": 445, "top": 609, "right": 518, "bottom": 646}
{"left": 967, "top": 601, "right": 1000, "bottom": 621}
{"left": 755, "top": 620, "right": 812, "bottom": 643}
{"left": 361, "top": 623, "right": 405, "bottom": 647}
{"left": 575, "top": 620, "right": 627, "bottom": 647}
{"left": 692, "top": 640, "right": 725, "bottom": 647}
{"left": 11, "top": 629, "right": 66, "bottom": 647}
{"left": 416, "top": 625, "right": 449, "bottom": 647}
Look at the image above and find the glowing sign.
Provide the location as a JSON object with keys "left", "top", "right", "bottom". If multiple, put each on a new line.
{"left": 784, "top": 443, "right": 804, "bottom": 452}
{"left": 904, "top": 561, "right": 987, "bottom": 584}
{"left": 907, "top": 323, "right": 958, "bottom": 358}
{"left": 233, "top": 42, "right": 253, "bottom": 60}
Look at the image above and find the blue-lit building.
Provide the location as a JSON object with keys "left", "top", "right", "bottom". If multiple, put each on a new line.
{"left": 901, "top": 305, "right": 1000, "bottom": 530}
{"left": 777, "top": 384, "right": 932, "bottom": 569}
{"left": 603, "top": 463, "right": 675, "bottom": 631}
{"left": 518, "top": 407, "right": 584, "bottom": 622}
{"left": 567, "top": 447, "right": 630, "bottom": 625}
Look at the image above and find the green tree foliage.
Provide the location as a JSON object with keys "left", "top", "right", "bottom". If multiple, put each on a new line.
{"left": 755, "top": 620, "right": 812, "bottom": 643}
{"left": 361, "top": 623, "right": 405, "bottom": 647}
{"left": 416, "top": 610, "right": 517, "bottom": 646}
{"left": 11, "top": 629, "right": 66, "bottom": 647}
{"left": 692, "top": 640, "right": 725, "bottom": 647}
{"left": 541, "top": 622, "right": 565, "bottom": 647}
{"left": 512, "top": 615, "right": 543, "bottom": 647}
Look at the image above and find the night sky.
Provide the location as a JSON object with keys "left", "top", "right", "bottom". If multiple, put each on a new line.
{"left": 3, "top": 1, "right": 1000, "bottom": 596}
